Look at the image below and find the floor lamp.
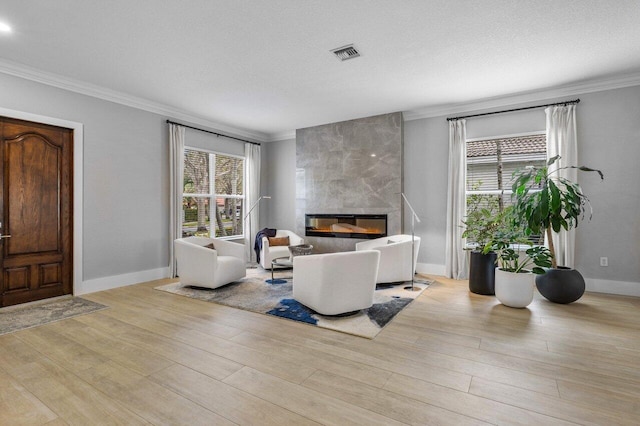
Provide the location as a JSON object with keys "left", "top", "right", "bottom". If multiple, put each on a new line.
{"left": 244, "top": 195, "right": 271, "bottom": 268}
{"left": 401, "top": 193, "right": 421, "bottom": 291}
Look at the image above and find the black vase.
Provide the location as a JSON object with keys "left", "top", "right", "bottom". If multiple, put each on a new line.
{"left": 535, "top": 267, "right": 585, "bottom": 304}
{"left": 469, "top": 251, "right": 497, "bottom": 295}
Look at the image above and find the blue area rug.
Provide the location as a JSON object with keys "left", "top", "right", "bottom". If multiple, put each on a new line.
{"left": 267, "top": 298, "right": 318, "bottom": 325}
{"left": 155, "top": 269, "right": 431, "bottom": 338}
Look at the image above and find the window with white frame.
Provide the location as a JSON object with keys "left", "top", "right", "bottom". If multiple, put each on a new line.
{"left": 182, "top": 148, "right": 244, "bottom": 239}
{"left": 466, "top": 133, "right": 546, "bottom": 244}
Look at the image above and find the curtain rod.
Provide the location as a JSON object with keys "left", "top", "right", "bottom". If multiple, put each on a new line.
{"left": 446, "top": 99, "right": 580, "bottom": 122}
{"left": 166, "top": 120, "right": 260, "bottom": 145}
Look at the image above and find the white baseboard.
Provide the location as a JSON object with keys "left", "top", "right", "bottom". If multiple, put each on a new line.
{"left": 585, "top": 278, "right": 640, "bottom": 297}
{"left": 77, "top": 267, "right": 170, "bottom": 295}
{"left": 416, "top": 262, "right": 446, "bottom": 277}
{"left": 74, "top": 266, "right": 638, "bottom": 298}
{"left": 413, "top": 265, "right": 639, "bottom": 298}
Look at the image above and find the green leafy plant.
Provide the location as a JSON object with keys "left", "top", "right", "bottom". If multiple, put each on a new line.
{"left": 461, "top": 184, "right": 503, "bottom": 251}
{"left": 491, "top": 241, "right": 553, "bottom": 274}
{"left": 511, "top": 155, "right": 603, "bottom": 268}
{"left": 483, "top": 207, "right": 553, "bottom": 274}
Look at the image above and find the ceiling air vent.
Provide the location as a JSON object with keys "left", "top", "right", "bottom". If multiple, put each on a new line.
{"left": 331, "top": 44, "right": 361, "bottom": 61}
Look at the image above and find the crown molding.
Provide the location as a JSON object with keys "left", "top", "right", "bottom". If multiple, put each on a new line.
{"left": 403, "top": 72, "right": 640, "bottom": 121}
{"left": 267, "top": 72, "right": 640, "bottom": 138}
{"left": 265, "top": 130, "right": 296, "bottom": 142}
{"left": 5, "top": 58, "right": 640, "bottom": 140}
{"left": 0, "top": 59, "right": 269, "bottom": 142}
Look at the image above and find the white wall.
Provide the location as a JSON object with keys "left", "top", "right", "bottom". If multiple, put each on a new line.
{"left": 403, "top": 117, "right": 448, "bottom": 275}
{"left": 4, "top": 68, "right": 637, "bottom": 296}
{"left": 0, "top": 72, "right": 248, "bottom": 293}
{"left": 0, "top": 73, "right": 169, "bottom": 291}
{"left": 264, "top": 85, "right": 640, "bottom": 296}
{"left": 185, "top": 127, "right": 245, "bottom": 157}
{"left": 262, "top": 138, "right": 297, "bottom": 230}
{"left": 576, "top": 87, "right": 640, "bottom": 294}
{"left": 403, "top": 86, "right": 640, "bottom": 295}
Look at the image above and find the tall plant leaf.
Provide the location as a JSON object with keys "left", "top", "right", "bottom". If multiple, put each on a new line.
{"left": 549, "top": 179, "right": 561, "bottom": 211}
{"left": 547, "top": 155, "right": 561, "bottom": 166}
{"left": 508, "top": 156, "right": 603, "bottom": 267}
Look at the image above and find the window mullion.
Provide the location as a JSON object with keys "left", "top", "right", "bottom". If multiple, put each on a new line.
{"left": 215, "top": 194, "right": 244, "bottom": 199}
{"left": 209, "top": 152, "right": 216, "bottom": 237}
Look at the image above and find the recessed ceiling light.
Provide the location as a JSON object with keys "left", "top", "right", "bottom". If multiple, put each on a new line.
{"left": 370, "top": 153, "right": 376, "bottom": 157}
{"left": 0, "top": 22, "right": 12, "bottom": 33}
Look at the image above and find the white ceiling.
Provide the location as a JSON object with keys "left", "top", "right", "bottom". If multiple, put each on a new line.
{"left": 1, "top": 1, "right": 640, "bottom": 141}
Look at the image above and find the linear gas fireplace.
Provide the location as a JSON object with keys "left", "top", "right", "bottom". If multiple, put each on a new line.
{"left": 305, "top": 214, "right": 387, "bottom": 239}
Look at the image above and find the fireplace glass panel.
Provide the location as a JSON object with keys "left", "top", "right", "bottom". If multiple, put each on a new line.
{"left": 305, "top": 214, "right": 387, "bottom": 239}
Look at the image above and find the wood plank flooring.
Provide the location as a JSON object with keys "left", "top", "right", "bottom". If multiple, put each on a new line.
{"left": 1, "top": 274, "right": 639, "bottom": 425}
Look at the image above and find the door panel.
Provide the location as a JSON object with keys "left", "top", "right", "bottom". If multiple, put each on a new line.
{"left": 7, "top": 134, "right": 61, "bottom": 254}
{"left": 0, "top": 118, "right": 73, "bottom": 307}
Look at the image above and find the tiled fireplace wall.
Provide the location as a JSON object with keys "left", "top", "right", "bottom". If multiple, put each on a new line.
{"left": 295, "top": 112, "right": 403, "bottom": 253}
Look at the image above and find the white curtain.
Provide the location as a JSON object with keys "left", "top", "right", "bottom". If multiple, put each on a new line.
{"left": 169, "top": 123, "right": 185, "bottom": 278}
{"left": 244, "top": 143, "right": 261, "bottom": 262}
{"left": 445, "top": 119, "right": 468, "bottom": 279}
{"left": 545, "top": 104, "right": 578, "bottom": 268}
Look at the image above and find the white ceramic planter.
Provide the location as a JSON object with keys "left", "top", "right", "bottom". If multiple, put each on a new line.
{"left": 495, "top": 268, "right": 534, "bottom": 308}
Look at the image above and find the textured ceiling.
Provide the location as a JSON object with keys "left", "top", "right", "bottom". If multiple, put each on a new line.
{"left": 1, "top": 1, "right": 639, "bottom": 140}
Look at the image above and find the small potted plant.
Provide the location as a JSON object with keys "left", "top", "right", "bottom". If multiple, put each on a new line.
{"left": 485, "top": 209, "right": 553, "bottom": 308}
{"left": 511, "top": 155, "right": 603, "bottom": 303}
{"left": 461, "top": 190, "right": 502, "bottom": 295}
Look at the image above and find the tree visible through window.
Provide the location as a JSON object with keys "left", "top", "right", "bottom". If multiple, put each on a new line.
{"left": 466, "top": 134, "right": 546, "bottom": 245}
{"left": 182, "top": 148, "right": 244, "bottom": 238}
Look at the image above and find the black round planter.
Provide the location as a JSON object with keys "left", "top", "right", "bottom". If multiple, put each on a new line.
{"left": 535, "top": 267, "right": 585, "bottom": 304}
{"left": 469, "top": 251, "right": 497, "bottom": 295}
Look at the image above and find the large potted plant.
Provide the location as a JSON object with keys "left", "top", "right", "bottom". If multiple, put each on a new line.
{"left": 461, "top": 191, "right": 502, "bottom": 295}
{"left": 485, "top": 210, "right": 553, "bottom": 308}
{"left": 511, "top": 155, "right": 603, "bottom": 303}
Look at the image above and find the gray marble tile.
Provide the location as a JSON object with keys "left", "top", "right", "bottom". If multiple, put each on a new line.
{"left": 296, "top": 112, "right": 403, "bottom": 252}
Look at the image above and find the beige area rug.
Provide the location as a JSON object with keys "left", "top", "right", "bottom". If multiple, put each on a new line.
{"left": 0, "top": 296, "right": 108, "bottom": 336}
{"left": 155, "top": 269, "right": 431, "bottom": 339}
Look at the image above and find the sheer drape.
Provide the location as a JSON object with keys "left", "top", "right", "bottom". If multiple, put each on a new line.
{"left": 546, "top": 105, "right": 578, "bottom": 268}
{"left": 169, "top": 124, "right": 185, "bottom": 277}
{"left": 244, "top": 143, "right": 261, "bottom": 262}
{"left": 445, "top": 119, "right": 468, "bottom": 279}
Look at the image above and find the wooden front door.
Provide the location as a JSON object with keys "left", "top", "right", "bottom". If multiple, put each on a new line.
{"left": 0, "top": 117, "right": 73, "bottom": 307}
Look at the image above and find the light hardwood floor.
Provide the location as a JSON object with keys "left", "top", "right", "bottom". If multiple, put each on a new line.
{"left": 1, "top": 274, "right": 639, "bottom": 425}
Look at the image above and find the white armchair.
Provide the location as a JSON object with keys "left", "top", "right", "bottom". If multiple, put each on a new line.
{"left": 260, "top": 229, "right": 304, "bottom": 269}
{"left": 292, "top": 250, "right": 380, "bottom": 315}
{"left": 174, "top": 236, "right": 246, "bottom": 289}
{"left": 355, "top": 234, "right": 421, "bottom": 284}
